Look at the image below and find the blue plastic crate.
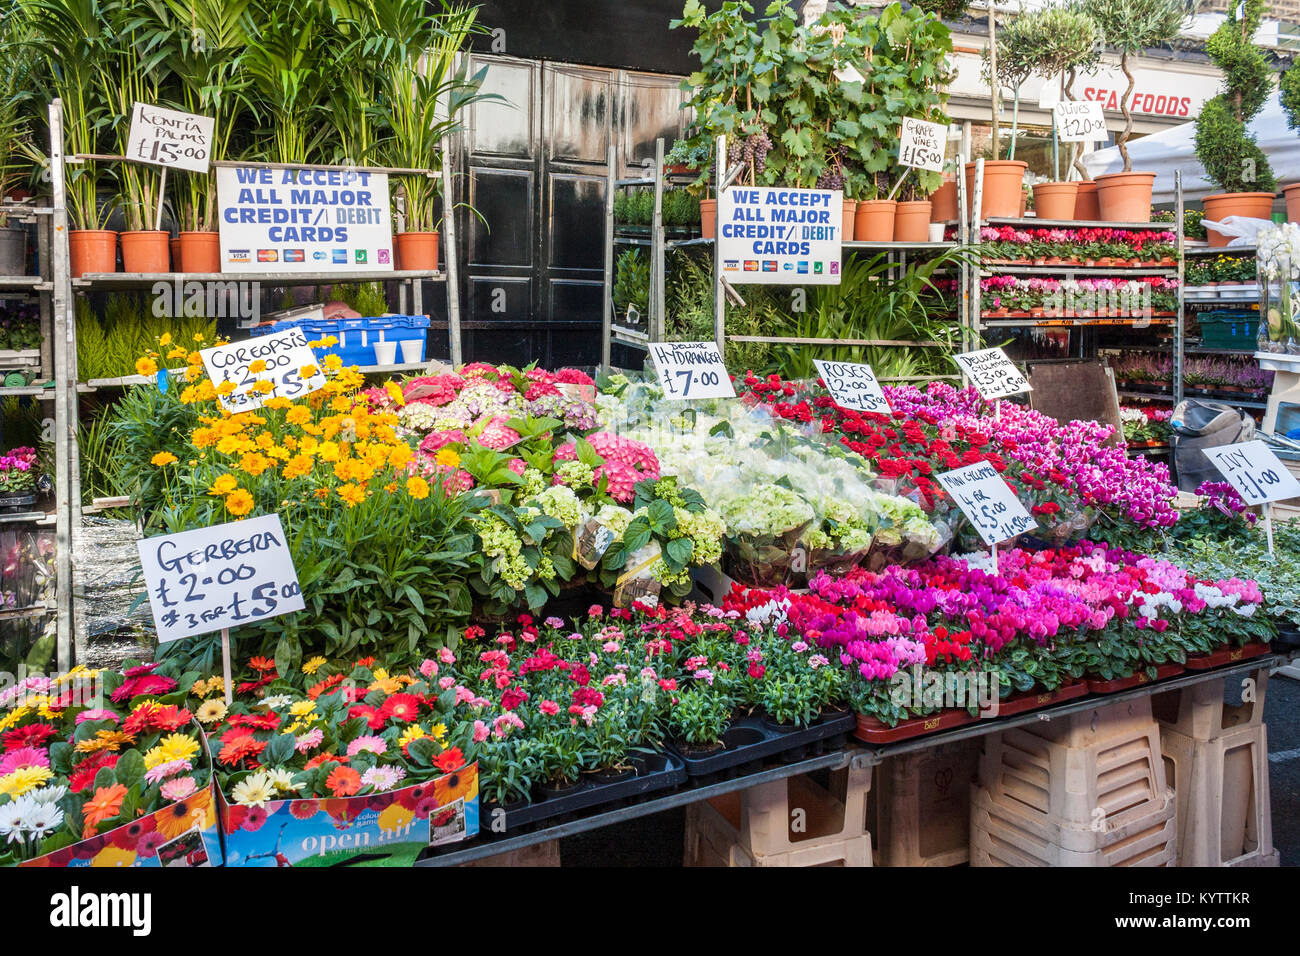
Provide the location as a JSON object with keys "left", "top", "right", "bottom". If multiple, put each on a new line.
{"left": 248, "top": 314, "right": 428, "bottom": 365}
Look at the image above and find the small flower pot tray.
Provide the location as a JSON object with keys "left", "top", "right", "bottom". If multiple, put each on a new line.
{"left": 1085, "top": 662, "right": 1185, "bottom": 694}
{"left": 667, "top": 709, "right": 856, "bottom": 777}
{"left": 991, "top": 681, "right": 1089, "bottom": 718}
{"left": 1182, "top": 641, "right": 1272, "bottom": 671}
{"left": 475, "top": 750, "right": 687, "bottom": 834}
{"left": 853, "top": 707, "right": 979, "bottom": 745}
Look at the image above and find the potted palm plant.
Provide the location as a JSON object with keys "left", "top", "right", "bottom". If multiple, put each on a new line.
{"left": 23, "top": 0, "right": 117, "bottom": 275}
{"left": 144, "top": 0, "right": 251, "bottom": 272}
{"left": 1193, "top": 0, "right": 1278, "bottom": 246}
{"left": 375, "top": 0, "right": 486, "bottom": 272}
{"left": 242, "top": 0, "right": 329, "bottom": 165}
{"left": 101, "top": 0, "right": 170, "bottom": 273}
{"left": 1079, "top": 0, "right": 1188, "bottom": 223}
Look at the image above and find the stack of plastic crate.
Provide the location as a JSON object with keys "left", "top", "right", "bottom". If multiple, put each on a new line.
{"left": 970, "top": 699, "right": 1177, "bottom": 866}
{"left": 1154, "top": 669, "right": 1279, "bottom": 867}
{"left": 870, "top": 740, "right": 980, "bottom": 866}
{"left": 684, "top": 759, "right": 874, "bottom": 867}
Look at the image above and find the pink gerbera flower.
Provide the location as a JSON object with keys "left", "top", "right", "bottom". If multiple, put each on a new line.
{"left": 346, "top": 735, "right": 387, "bottom": 757}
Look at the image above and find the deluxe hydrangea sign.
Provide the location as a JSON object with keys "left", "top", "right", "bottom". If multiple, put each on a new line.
{"left": 935, "top": 461, "right": 1035, "bottom": 546}
{"left": 953, "top": 347, "right": 1031, "bottom": 400}
{"left": 814, "top": 359, "right": 890, "bottom": 413}
{"left": 649, "top": 341, "right": 736, "bottom": 400}
{"left": 216, "top": 164, "right": 393, "bottom": 273}
{"left": 137, "top": 513, "right": 305, "bottom": 644}
{"left": 200, "top": 327, "right": 327, "bottom": 413}
{"left": 718, "top": 186, "right": 842, "bottom": 285}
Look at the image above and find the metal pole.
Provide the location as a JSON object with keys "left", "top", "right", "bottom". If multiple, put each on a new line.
{"left": 48, "top": 99, "right": 74, "bottom": 672}
{"left": 1174, "top": 170, "right": 1185, "bottom": 404}
{"left": 601, "top": 144, "right": 615, "bottom": 372}
{"left": 713, "top": 134, "right": 726, "bottom": 354}
{"left": 652, "top": 138, "right": 666, "bottom": 344}
{"left": 441, "top": 133, "right": 463, "bottom": 367}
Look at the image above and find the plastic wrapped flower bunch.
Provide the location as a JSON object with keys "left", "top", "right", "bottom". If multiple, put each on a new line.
{"left": 621, "top": 401, "right": 944, "bottom": 587}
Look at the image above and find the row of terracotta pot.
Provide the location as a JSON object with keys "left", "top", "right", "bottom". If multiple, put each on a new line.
{"left": 698, "top": 198, "right": 937, "bottom": 242}
{"left": 66, "top": 229, "right": 442, "bottom": 277}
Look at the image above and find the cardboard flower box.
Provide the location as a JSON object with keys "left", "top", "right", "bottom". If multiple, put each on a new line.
{"left": 218, "top": 763, "right": 479, "bottom": 867}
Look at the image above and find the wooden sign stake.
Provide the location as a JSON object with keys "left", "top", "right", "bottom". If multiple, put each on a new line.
{"left": 156, "top": 166, "right": 167, "bottom": 232}
{"left": 1264, "top": 503, "right": 1275, "bottom": 557}
{"left": 221, "top": 627, "right": 233, "bottom": 705}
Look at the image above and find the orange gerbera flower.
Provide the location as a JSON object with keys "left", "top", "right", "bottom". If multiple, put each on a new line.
{"left": 82, "top": 783, "right": 128, "bottom": 836}
{"left": 155, "top": 789, "right": 212, "bottom": 840}
{"left": 74, "top": 730, "right": 135, "bottom": 754}
{"left": 249, "top": 656, "right": 277, "bottom": 672}
{"left": 326, "top": 765, "right": 362, "bottom": 797}
{"left": 433, "top": 762, "right": 478, "bottom": 806}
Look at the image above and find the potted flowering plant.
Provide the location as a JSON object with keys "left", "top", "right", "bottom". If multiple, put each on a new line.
{"left": 667, "top": 687, "right": 735, "bottom": 757}
{"left": 0, "top": 446, "right": 38, "bottom": 513}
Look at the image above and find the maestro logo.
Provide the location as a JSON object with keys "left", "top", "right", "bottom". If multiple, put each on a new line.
{"left": 283, "top": 249, "right": 305, "bottom": 263}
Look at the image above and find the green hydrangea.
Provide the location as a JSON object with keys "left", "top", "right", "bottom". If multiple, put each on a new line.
{"left": 554, "top": 459, "right": 596, "bottom": 490}
{"left": 595, "top": 504, "right": 634, "bottom": 537}
{"left": 532, "top": 485, "right": 585, "bottom": 528}
{"left": 521, "top": 467, "right": 548, "bottom": 497}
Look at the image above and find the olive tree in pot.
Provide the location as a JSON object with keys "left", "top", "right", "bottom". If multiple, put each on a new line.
{"left": 1078, "top": 0, "right": 1188, "bottom": 223}
{"left": 1193, "top": 0, "right": 1278, "bottom": 246}
{"left": 1283, "top": 67, "right": 1300, "bottom": 222}
{"left": 375, "top": 0, "right": 488, "bottom": 272}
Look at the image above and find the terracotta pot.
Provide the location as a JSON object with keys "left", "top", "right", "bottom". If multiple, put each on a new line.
{"left": 180, "top": 231, "right": 221, "bottom": 273}
{"left": 700, "top": 199, "right": 717, "bottom": 239}
{"left": 930, "top": 178, "right": 959, "bottom": 222}
{"left": 120, "top": 230, "right": 170, "bottom": 273}
{"left": 68, "top": 229, "right": 118, "bottom": 278}
{"left": 1094, "top": 171, "right": 1155, "bottom": 223}
{"left": 894, "top": 200, "right": 932, "bottom": 242}
{"left": 842, "top": 199, "right": 858, "bottom": 241}
{"left": 1032, "top": 181, "right": 1079, "bottom": 221}
{"left": 1286, "top": 184, "right": 1300, "bottom": 225}
{"left": 169, "top": 236, "right": 181, "bottom": 272}
{"left": 854, "top": 199, "right": 897, "bottom": 242}
{"left": 1074, "top": 181, "right": 1100, "bottom": 220}
{"left": 394, "top": 231, "right": 439, "bottom": 271}
{"left": 963, "top": 160, "right": 1028, "bottom": 219}
{"left": 1202, "top": 192, "right": 1277, "bottom": 247}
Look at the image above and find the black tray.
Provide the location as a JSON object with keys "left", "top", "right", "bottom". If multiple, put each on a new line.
{"left": 666, "top": 709, "right": 855, "bottom": 777}
{"left": 469, "top": 750, "right": 687, "bottom": 836}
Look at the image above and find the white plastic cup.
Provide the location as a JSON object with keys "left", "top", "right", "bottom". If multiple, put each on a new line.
{"left": 372, "top": 339, "right": 398, "bottom": 366}
{"left": 928, "top": 222, "right": 945, "bottom": 243}
{"left": 399, "top": 338, "right": 424, "bottom": 363}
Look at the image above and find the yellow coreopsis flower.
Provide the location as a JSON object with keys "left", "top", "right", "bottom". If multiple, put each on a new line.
{"left": 263, "top": 396, "right": 292, "bottom": 411}
{"left": 158, "top": 332, "right": 172, "bottom": 347}
{"left": 406, "top": 476, "right": 430, "bottom": 500}
{"left": 136, "top": 356, "right": 159, "bottom": 377}
{"left": 337, "top": 483, "right": 366, "bottom": 508}
{"left": 215, "top": 380, "right": 237, "bottom": 397}
{"left": 384, "top": 380, "right": 405, "bottom": 407}
{"left": 247, "top": 359, "right": 268, "bottom": 373}
{"left": 286, "top": 406, "right": 312, "bottom": 427}
{"left": 209, "top": 474, "right": 239, "bottom": 496}
{"left": 225, "top": 489, "right": 255, "bottom": 516}
{"left": 238, "top": 452, "right": 273, "bottom": 476}
{"left": 435, "top": 448, "right": 461, "bottom": 469}
{"left": 151, "top": 451, "right": 178, "bottom": 467}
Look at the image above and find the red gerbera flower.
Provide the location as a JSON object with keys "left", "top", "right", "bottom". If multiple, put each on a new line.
{"left": 228, "top": 711, "right": 281, "bottom": 731}
{"left": 432, "top": 747, "right": 464, "bottom": 773}
{"left": 307, "top": 673, "right": 346, "bottom": 700}
{"left": 378, "top": 693, "right": 422, "bottom": 723}
{"left": 248, "top": 656, "right": 277, "bottom": 672}
{"left": 68, "top": 752, "right": 119, "bottom": 793}
{"left": 123, "top": 702, "right": 193, "bottom": 737}
{"left": 304, "top": 753, "right": 342, "bottom": 771}
{"left": 218, "top": 733, "right": 266, "bottom": 766}
{"left": 2, "top": 722, "right": 58, "bottom": 751}
{"left": 326, "top": 765, "right": 362, "bottom": 796}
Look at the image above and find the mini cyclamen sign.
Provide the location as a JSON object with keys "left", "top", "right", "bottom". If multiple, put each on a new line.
{"left": 935, "top": 461, "right": 1036, "bottom": 549}
{"left": 1204, "top": 440, "right": 1300, "bottom": 555}
{"left": 201, "top": 327, "right": 328, "bottom": 413}
{"left": 138, "top": 514, "right": 305, "bottom": 703}
{"left": 814, "top": 359, "right": 890, "bottom": 413}
{"left": 649, "top": 341, "right": 736, "bottom": 400}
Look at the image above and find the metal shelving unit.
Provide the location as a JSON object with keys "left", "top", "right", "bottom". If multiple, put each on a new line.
{"left": 600, "top": 135, "right": 970, "bottom": 377}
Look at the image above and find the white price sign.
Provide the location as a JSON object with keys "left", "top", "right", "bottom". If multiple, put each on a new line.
{"left": 898, "top": 117, "right": 947, "bottom": 173}
{"left": 648, "top": 341, "right": 735, "bottom": 400}
{"left": 1053, "top": 101, "right": 1107, "bottom": 143}
{"left": 201, "top": 327, "right": 328, "bottom": 413}
{"left": 717, "top": 186, "right": 842, "bottom": 285}
{"left": 126, "top": 102, "right": 215, "bottom": 173}
{"left": 1205, "top": 441, "right": 1300, "bottom": 505}
{"left": 814, "top": 359, "right": 890, "bottom": 413}
{"left": 954, "top": 347, "right": 1031, "bottom": 400}
{"left": 138, "top": 514, "right": 305, "bottom": 643}
{"left": 936, "top": 461, "right": 1036, "bottom": 547}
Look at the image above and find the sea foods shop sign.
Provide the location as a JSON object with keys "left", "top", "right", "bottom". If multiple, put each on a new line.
{"left": 718, "top": 186, "right": 843, "bottom": 285}
{"left": 217, "top": 164, "right": 394, "bottom": 273}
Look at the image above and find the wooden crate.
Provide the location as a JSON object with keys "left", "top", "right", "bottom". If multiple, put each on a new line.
{"left": 1161, "top": 722, "right": 1279, "bottom": 867}
{"left": 872, "top": 740, "right": 979, "bottom": 867}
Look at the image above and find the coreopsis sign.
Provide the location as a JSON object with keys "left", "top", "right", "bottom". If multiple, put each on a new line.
{"left": 200, "top": 327, "right": 327, "bottom": 413}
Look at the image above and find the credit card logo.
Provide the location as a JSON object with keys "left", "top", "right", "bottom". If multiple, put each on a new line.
{"left": 283, "top": 249, "right": 305, "bottom": 263}
{"left": 762, "top": 260, "right": 778, "bottom": 272}
{"left": 332, "top": 249, "right": 348, "bottom": 264}
{"left": 228, "top": 249, "right": 251, "bottom": 263}
{"left": 743, "top": 260, "right": 759, "bottom": 272}
{"left": 256, "top": 249, "right": 278, "bottom": 263}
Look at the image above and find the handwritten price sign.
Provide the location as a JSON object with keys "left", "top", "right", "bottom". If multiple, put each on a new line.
{"left": 1053, "top": 101, "right": 1107, "bottom": 143}
{"left": 201, "top": 327, "right": 328, "bottom": 413}
{"left": 649, "top": 341, "right": 736, "bottom": 400}
{"left": 127, "top": 102, "right": 215, "bottom": 173}
{"left": 953, "top": 347, "right": 1031, "bottom": 400}
{"left": 936, "top": 462, "right": 1036, "bottom": 547}
{"left": 138, "top": 514, "right": 305, "bottom": 644}
{"left": 1205, "top": 441, "right": 1300, "bottom": 505}
{"left": 814, "top": 359, "right": 890, "bottom": 413}
{"left": 898, "top": 117, "right": 947, "bottom": 173}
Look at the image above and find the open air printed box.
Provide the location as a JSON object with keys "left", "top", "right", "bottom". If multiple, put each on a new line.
{"left": 218, "top": 763, "right": 478, "bottom": 867}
